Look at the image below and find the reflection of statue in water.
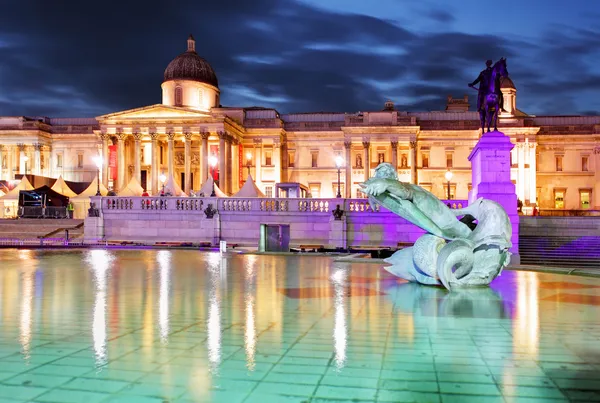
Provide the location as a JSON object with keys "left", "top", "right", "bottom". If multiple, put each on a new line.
{"left": 468, "top": 58, "right": 509, "bottom": 132}
{"left": 360, "top": 163, "right": 512, "bottom": 290}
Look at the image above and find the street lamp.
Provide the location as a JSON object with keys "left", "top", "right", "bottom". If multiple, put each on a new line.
{"left": 208, "top": 155, "right": 218, "bottom": 197}
{"left": 445, "top": 170, "right": 453, "bottom": 200}
{"left": 246, "top": 151, "right": 252, "bottom": 177}
{"left": 92, "top": 155, "right": 103, "bottom": 196}
{"left": 335, "top": 155, "right": 344, "bottom": 198}
{"left": 159, "top": 173, "right": 167, "bottom": 195}
{"left": 23, "top": 155, "right": 29, "bottom": 175}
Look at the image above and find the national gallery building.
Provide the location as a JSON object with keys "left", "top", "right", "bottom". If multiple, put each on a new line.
{"left": 0, "top": 35, "right": 598, "bottom": 212}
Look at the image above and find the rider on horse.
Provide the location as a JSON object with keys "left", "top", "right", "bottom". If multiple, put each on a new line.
{"left": 469, "top": 60, "right": 506, "bottom": 113}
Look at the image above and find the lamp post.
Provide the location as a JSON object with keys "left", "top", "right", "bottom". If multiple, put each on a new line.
{"left": 335, "top": 155, "right": 344, "bottom": 198}
{"left": 246, "top": 151, "right": 252, "bottom": 177}
{"left": 159, "top": 173, "right": 166, "bottom": 195}
{"left": 23, "top": 155, "right": 29, "bottom": 175}
{"left": 209, "top": 155, "right": 218, "bottom": 197}
{"left": 92, "top": 155, "right": 103, "bottom": 196}
{"left": 445, "top": 170, "right": 453, "bottom": 200}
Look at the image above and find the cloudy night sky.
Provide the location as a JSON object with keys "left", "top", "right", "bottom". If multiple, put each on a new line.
{"left": 1, "top": 0, "right": 599, "bottom": 118}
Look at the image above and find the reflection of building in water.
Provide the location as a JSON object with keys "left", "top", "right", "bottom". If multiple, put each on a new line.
{"left": 331, "top": 267, "right": 348, "bottom": 371}
{"left": 87, "top": 249, "right": 113, "bottom": 368}
{"left": 244, "top": 257, "right": 257, "bottom": 371}
{"left": 19, "top": 267, "right": 34, "bottom": 362}
{"left": 514, "top": 271, "right": 539, "bottom": 358}
{"left": 157, "top": 250, "right": 172, "bottom": 345}
{"left": 207, "top": 253, "right": 223, "bottom": 373}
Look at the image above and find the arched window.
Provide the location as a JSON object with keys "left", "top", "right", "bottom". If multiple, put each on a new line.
{"left": 175, "top": 86, "right": 183, "bottom": 106}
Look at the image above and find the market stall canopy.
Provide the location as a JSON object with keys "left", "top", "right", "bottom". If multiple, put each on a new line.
{"left": 50, "top": 176, "right": 78, "bottom": 197}
{"left": 232, "top": 175, "right": 266, "bottom": 198}
{"left": 118, "top": 177, "right": 144, "bottom": 197}
{"left": 0, "top": 176, "right": 34, "bottom": 199}
{"left": 72, "top": 176, "right": 108, "bottom": 198}
{"left": 199, "top": 176, "right": 227, "bottom": 197}
{"left": 163, "top": 175, "right": 186, "bottom": 196}
{"left": 20, "top": 185, "right": 70, "bottom": 207}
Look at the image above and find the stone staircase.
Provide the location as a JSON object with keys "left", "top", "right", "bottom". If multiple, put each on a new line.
{"left": 0, "top": 219, "right": 84, "bottom": 241}
{"left": 519, "top": 235, "right": 600, "bottom": 268}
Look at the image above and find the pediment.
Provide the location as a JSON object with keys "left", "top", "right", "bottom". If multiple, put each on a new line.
{"left": 97, "top": 104, "right": 210, "bottom": 121}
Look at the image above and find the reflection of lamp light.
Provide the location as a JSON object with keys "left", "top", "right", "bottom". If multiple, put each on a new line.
{"left": 20, "top": 268, "right": 34, "bottom": 362}
{"left": 157, "top": 250, "right": 171, "bottom": 345}
{"left": 159, "top": 173, "right": 167, "bottom": 194}
{"left": 331, "top": 267, "right": 347, "bottom": 371}
{"left": 244, "top": 259, "right": 256, "bottom": 371}
{"left": 209, "top": 156, "right": 218, "bottom": 197}
{"left": 207, "top": 253, "right": 222, "bottom": 373}
{"left": 93, "top": 155, "right": 103, "bottom": 196}
{"left": 245, "top": 152, "right": 252, "bottom": 178}
{"left": 445, "top": 170, "right": 453, "bottom": 200}
{"left": 335, "top": 156, "right": 344, "bottom": 198}
{"left": 87, "top": 249, "right": 113, "bottom": 369}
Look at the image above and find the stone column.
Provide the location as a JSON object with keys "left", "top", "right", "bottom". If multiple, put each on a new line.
{"left": 226, "top": 135, "right": 233, "bottom": 194}
{"left": 232, "top": 139, "right": 239, "bottom": 192}
{"left": 281, "top": 135, "right": 288, "bottom": 183}
{"left": 274, "top": 139, "right": 281, "bottom": 185}
{"left": 167, "top": 131, "right": 175, "bottom": 181}
{"left": 218, "top": 131, "right": 227, "bottom": 192}
{"left": 184, "top": 132, "right": 192, "bottom": 194}
{"left": 201, "top": 131, "right": 209, "bottom": 181}
{"left": 34, "top": 143, "right": 42, "bottom": 176}
{"left": 0, "top": 145, "right": 4, "bottom": 181}
{"left": 133, "top": 133, "right": 142, "bottom": 186}
{"left": 391, "top": 140, "right": 398, "bottom": 174}
{"left": 344, "top": 141, "right": 352, "bottom": 198}
{"left": 254, "top": 139, "right": 262, "bottom": 187}
{"left": 101, "top": 133, "right": 109, "bottom": 188}
{"left": 116, "top": 133, "right": 126, "bottom": 191}
{"left": 594, "top": 147, "right": 600, "bottom": 209}
{"left": 150, "top": 132, "right": 158, "bottom": 194}
{"left": 410, "top": 140, "right": 417, "bottom": 184}
{"left": 18, "top": 144, "right": 26, "bottom": 174}
{"left": 362, "top": 140, "right": 370, "bottom": 182}
{"left": 7, "top": 146, "right": 14, "bottom": 180}
{"left": 517, "top": 141, "right": 525, "bottom": 202}
{"left": 529, "top": 142, "right": 537, "bottom": 205}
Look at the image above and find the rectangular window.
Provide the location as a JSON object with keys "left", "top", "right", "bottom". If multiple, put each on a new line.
{"left": 422, "top": 153, "right": 429, "bottom": 168}
{"left": 554, "top": 189, "right": 565, "bottom": 209}
{"left": 582, "top": 156, "right": 589, "bottom": 172}
{"left": 580, "top": 190, "right": 591, "bottom": 209}
{"left": 555, "top": 155, "right": 563, "bottom": 172}
{"left": 265, "top": 150, "right": 272, "bottom": 166}
{"left": 288, "top": 152, "right": 295, "bottom": 168}
{"left": 77, "top": 154, "right": 84, "bottom": 168}
{"left": 311, "top": 151, "right": 318, "bottom": 168}
{"left": 309, "top": 183, "right": 320, "bottom": 198}
{"left": 332, "top": 183, "right": 344, "bottom": 197}
{"left": 265, "top": 186, "right": 272, "bottom": 198}
{"left": 160, "top": 145, "right": 164, "bottom": 165}
{"left": 56, "top": 154, "right": 63, "bottom": 168}
{"left": 446, "top": 152, "right": 453, "bottom": 168}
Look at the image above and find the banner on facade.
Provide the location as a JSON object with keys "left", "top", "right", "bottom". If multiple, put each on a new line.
{"left": 108, "top": 145, "right": 117, "bottom": 181}
{"left": 210, "top": 144, "right": 219, "bottom": 181}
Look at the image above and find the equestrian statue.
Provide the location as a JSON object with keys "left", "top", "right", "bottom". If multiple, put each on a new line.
{"left": 469, "top": 58, "right": 509, "bottom": 133}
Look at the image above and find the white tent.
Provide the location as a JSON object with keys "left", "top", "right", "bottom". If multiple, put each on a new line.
{"left": 199, "top": 176, "right": 227, "bottom": 197}
{"left": 0, "top": 176, "right": 34, "bottom": 218}
{"left": 162, "top": 175, "right": 186, "bottom": 197}
{"left": 233, "top": 174, "right": 266, "bottom": 198}
{"left": 0, "top": 189, "right": 4, "bottom": 198}
{"left": 51, "top": 175, "right": 78, "bottom": 197}
{"left": 71, "top": 176, "right": 108, "bottom": 219}
{"left": 118, "top": 177, "right": 144, "bottom": 197}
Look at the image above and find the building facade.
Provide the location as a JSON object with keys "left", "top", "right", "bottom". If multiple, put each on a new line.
{"left": 1, "top": 35, "right": 599, "bottom": 211}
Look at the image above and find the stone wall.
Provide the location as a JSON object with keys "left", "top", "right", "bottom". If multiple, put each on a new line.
{"left": 520, "top": 216, "right": 600, "bottom": 237}
{"left": 85, "top": 196, "right": 468, "bottom": 249}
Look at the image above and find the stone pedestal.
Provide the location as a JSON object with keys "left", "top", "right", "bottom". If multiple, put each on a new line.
{"left": 328, "top": 216, "right": 347, "bottom": 249}
{"left": 468, "top": 130, "right": 519, "bottom": 260}
{"left": 84, "top": 216, "right": 104, "bottom": 242}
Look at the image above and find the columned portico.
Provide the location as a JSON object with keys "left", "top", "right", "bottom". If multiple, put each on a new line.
{"left": 133, "top": 133, "right": 142, "bottom": 186}
{"left": 184, "top": 132, "right": 192, "bottom": 194}
{"left": 101, "top": 133, "right": 109, "bottom": 188}
{"left": 362, "top": 140, "right": 370, "bottom": 182}
{"left": 529, "top": 142, "right": 537, "bottom": 205}
{"left": 201, "top": 131, "right": 209, "bottom": 181}
{"left": 254, "top": 139, "right": 262, "bottom": 188}
{"left": 344, "top": 141, "right": 352, "bottom": 198}
{"left": 218, "top": 131, "right": 226, "bottom": 192}
{"left": 167, "top": 131, "right": 175, "bottom": 181}
{"left": 391, "top": 140, "right": 398, "bottom": 173}
{"left": 517, "top": 141, "right": 525, "bottom": 202}
{"left": 226, "top": 135, "right": 233, "bottom": 194}
{"left": 274, "top": 140, "right": 281, "bottom": 185}
{"left": 410, "top": 140, "right": 417, "bottom": 184}
{"left": 34, "top": 143, "right": 42, "bottom": 176}
{"left": 117, "top": 133, "right": 126, "bottom": 191}
{"left": 0, "top": 145, "right": 4, "bottom": 181}
{"left": 150, "top": 132, "right": 158, "bottom": 194}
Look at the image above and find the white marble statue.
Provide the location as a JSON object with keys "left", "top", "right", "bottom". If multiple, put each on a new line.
{"left": 360, "top": 163, "right": 512, "bottom": 291}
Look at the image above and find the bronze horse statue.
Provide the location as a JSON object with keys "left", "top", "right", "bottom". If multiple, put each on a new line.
{"left": 469, "top": 58, "right": 509, "bottom": 132}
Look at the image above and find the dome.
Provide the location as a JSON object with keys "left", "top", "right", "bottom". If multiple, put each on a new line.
{"left": 501, "top": 76, "right": 516, "bottom": 90}
{"left": 163, "top": 35, "right": 219, "bottom": 88}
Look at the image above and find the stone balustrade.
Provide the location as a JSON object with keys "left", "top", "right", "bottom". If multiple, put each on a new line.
{"left": 85, "top": 196, "right": 468, "bottom": 249}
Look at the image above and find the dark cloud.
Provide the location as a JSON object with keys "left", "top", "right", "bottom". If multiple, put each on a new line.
{"left": 0, "top": 0, "right": 597, "bottom": 117}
